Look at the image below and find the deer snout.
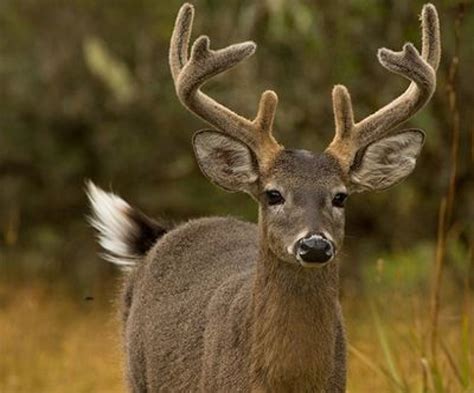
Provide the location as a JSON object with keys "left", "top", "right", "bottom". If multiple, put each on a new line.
{"left": 296, "top": 234, "right": 334, "bottom": 266}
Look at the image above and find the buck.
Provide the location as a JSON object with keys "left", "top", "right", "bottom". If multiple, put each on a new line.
{"left": 88, "top": 3, "right": 440, "bottom": 392}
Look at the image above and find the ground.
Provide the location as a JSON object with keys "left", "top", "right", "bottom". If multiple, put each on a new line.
{"left": 0, "top": 270, "right": 472, "bottom": 393}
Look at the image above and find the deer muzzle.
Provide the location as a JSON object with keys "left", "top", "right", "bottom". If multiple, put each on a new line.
{"left": 296, "top": 234, "right": 334, "bottom": 266}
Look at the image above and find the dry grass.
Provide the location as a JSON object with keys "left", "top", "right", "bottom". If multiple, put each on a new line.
{"left": 346, "top": 293, "right": 473, "bottom": 393}
{"left": 0, "top": 281, "right": 125, "bottom": 393}
{"left": 0, "top": 276, "right": 471, "bottom": 393}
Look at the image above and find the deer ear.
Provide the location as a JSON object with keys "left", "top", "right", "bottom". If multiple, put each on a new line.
{"left": 348, "top": 129, "right": 425, "bottom": 193}
{"left": 192, "top": 130, "right": 259, "bottom": 193}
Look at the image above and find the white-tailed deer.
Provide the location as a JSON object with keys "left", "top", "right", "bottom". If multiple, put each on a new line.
{"left": 88, "top": 3, "right": 440, "bottom": 392}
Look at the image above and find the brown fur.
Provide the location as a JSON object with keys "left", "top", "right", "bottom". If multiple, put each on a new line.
{"left": 119, "top": 151, "right": 347, "bottom": 392}
{"left": 88, "top": 3, "right": 440, "bottom": 392}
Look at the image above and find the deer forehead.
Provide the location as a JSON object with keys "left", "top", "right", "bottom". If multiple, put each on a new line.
{"left": 262, "top": 149, "right": 345, "bottom": 191}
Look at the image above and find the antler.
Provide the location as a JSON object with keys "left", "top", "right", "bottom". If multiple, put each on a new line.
{"left": 327, "top": 4, "right": 440, "bottom": 170}
{"left": 169, "top": 3, "right": 282, "bottom": 165}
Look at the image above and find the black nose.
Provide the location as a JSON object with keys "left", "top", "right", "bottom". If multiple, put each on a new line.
{"left": 296, "top": 234, "right": 334, "bottom": 264}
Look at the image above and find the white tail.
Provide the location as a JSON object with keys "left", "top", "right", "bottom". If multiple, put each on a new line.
{"left": 86, "top": 181, "right": 140, "bottom": 267}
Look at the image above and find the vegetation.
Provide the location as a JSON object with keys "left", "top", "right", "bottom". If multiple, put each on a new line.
{"left": 1, "top": 262, "right": 471, "bottom": 392}
{"left": 0, "top": 0, "right": 472, "bottom": 392}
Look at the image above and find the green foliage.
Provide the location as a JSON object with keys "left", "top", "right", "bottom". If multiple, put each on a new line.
{"left": 83, "top": 37, "right": 136, "bottom": 103}
{"left": 0, "top": 1, "right": 472, "bottom": 286}
{"left": 363, "top": 243, "right": 434, "bottom": 293}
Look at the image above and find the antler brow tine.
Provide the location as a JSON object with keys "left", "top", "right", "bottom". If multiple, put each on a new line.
{"left": 169, "top": 3, "right": 282, "bottom": 164}
{"left": 332, "top": 85, "right": 354, "bottom": 138}
{"left": 327, "top": 3, "right": 440, "bottom": 170}
{"left": 255, "top": 91, "right": 278, "bottom": 133}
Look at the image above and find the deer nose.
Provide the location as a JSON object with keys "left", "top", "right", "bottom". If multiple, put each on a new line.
{"left": 296, "top": 234, "right": 334, "bottom": 265}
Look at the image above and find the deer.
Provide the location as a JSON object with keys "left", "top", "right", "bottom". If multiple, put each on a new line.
{"left": 87, "top": 3, "right": 440, "bottom": 392}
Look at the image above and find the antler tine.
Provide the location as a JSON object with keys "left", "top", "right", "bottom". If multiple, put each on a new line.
{"left": 327, "top": 3, "right": 440, "bottom": 170}
{"left": 254, "top": 90, "right": 278, "bottom": 135}
{"left": 169, "top": 3, "right": 282, "bottom": 163}
{"left": 332, "top": 85, "right": 355, "bottom": 139}
{"left": 421, "top": 3, "right": 441, "bottom": 70}
{"left": 169, "top": 3, "right": 193, "bottom": 82}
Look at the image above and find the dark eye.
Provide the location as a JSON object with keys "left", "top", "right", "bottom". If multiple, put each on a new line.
{"left": 265, "top": 190, "right": 285, "bottom": 206}
{"left": 332, "top": 192, "right": 348, "bottom": 208}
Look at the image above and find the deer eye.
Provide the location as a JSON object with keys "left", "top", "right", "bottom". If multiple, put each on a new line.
{"left": 332, "top": 192, "right": 348, "bottom": 208}
{"left": 265, "top": 190, "right": 285, "bottom": 206}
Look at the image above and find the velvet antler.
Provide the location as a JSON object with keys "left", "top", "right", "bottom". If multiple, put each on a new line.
{"left": 169, "top": 3, "right": 282, "bottom": 166}
{"left": 326, "top": 4, "right": 440, "bottom": 170}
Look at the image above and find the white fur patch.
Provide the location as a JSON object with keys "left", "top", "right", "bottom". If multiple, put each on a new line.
{"left": 86, "top": 181, "right": 138, "bottom": 268}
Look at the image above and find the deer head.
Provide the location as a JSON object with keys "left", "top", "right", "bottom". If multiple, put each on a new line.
{"left": 169, "top": 3, "right": 440, "bottom": 267}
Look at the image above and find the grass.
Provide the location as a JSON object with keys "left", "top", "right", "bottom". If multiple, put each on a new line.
{"left": 347, "top": 296, "right": 473, "bottom": 393}
{"left": 0, "top": 259, "right": 471, "bottom": 393}
{"left": 0, "top": 280, "right": 124, "bottom": 393}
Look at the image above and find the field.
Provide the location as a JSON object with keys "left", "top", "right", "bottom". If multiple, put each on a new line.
{"left": 0, "top": 279, "right": 123, "bottom": 393}
{"left": 1, "top": 254, "right": 472, "bottom": 393}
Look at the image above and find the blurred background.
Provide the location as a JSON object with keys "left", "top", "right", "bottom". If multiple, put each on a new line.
{"left": 0, "top": 0, "right": 472, "bottom": 392}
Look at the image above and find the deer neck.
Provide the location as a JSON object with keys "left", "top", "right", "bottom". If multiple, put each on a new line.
{"left": 248, "top": 224, "right": 340, "bottom": 391}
